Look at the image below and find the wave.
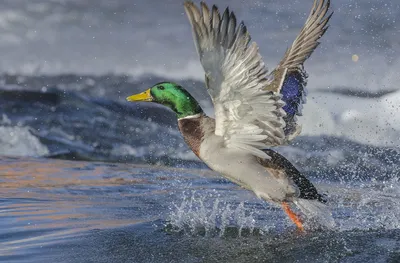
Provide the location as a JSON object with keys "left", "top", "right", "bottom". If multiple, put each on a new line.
{"left": 0, "top": 74, "right": 399, "bottom": 179}
{"left": 0, "top": 125, "right": 49, "bottom": 157}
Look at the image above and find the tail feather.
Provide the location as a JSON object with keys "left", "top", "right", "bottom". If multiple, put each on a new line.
{"left": 294, "top": 199, "right": 336, "bottom": 229}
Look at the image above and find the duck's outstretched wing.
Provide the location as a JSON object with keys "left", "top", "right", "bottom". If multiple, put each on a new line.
{"left": 184, "top": 1, "right": 286, "bottom": 159}
{"left": 265, "top": 0, "right": 333, "bottom": 141}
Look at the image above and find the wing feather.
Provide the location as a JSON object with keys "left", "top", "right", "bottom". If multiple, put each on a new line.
{"left": 265, "top": 0, "right": 333, "bottom": 141}
{"left": 184, "top": 0, "right": 331, "bottom": 158}
{"left": 185, "top": 1, "right": 287, "bottom": 159}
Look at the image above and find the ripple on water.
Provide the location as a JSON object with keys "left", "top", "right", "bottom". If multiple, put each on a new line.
{"left": 1, "top": 157, "right": 400, "bottom": 262}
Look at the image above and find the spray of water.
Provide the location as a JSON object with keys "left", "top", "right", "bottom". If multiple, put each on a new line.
{"left": 166, "top": 191, "right": 274, "bottom": 237}
{"left": 166, "top": 177, "right": 400, "bottom": 236}
{"left": 333, "top": 177, "right": 400, "bottom": 231}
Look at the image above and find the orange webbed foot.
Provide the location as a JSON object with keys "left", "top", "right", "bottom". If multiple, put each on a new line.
{"left": 282, "top": 202, "right": 304, "bottom": 232}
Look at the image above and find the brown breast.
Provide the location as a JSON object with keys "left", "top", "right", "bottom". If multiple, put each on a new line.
{"left": 177, "top": 116, "right": 205, "bottom": 157}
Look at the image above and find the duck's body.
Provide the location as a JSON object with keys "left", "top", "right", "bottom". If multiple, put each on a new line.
{"left": 127, "top": 0, "right": 334, "bottom": 231}
{"left": 179, "top": 114, "right": 297, "bottom": 201}
{"left": 178, "top": 114, "right": 325, "bottom": 204}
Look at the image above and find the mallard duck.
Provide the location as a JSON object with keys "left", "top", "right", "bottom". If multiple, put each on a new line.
{"left": 127, "top": 0, "right": 333, "bottom": 231}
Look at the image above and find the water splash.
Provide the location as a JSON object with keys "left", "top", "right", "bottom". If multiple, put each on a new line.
{"left": 0, "top": 125, "right": 49, "bottom": 157}
{"left": 166, "top": 192, "right": 269, "bottom": 237}
{"left": 354, "top": 178, "right": 400, "bottom": 230}
{"left": 167, "top": 178, "right": 400, "bottom": 236}
{"left": 323, "top": 178, "right": 400, "bottom": 231}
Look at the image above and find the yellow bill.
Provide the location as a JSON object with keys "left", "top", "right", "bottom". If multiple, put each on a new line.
{"left": 126, "top": 89, "right": 153, "bottom": 102}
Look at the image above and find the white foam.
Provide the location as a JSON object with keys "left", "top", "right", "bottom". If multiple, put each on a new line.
{"left": 0, "top": 126, "right": 49, "bottom": 157}
{"left": 299, "top": 90, "right": 400, "bottom": 147}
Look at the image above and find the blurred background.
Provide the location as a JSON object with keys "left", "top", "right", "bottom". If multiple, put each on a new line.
{"left": 0, "top": 0, "right": 399, "bottom": 163}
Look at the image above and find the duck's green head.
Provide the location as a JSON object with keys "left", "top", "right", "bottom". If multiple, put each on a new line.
{"left": 126, "top": 82, "right": 203, "bottom": 119}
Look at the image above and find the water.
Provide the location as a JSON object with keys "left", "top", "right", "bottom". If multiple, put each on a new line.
{"left": 1, "top": 0, "right": 400, "bottom": 262}
{"left": 1, "top": 81, "right": 400, "bottom": 261}
{"left": 1, "top": 156, "right": 400, "bottom": 262}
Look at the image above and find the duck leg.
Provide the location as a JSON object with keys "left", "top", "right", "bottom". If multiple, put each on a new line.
{"left": 282, "top": 202, "right": 304, "bottom": 232}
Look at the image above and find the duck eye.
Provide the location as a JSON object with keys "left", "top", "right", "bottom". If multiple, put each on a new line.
{"left": 158, "top": 85, "right": 165, "bottom": 90}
